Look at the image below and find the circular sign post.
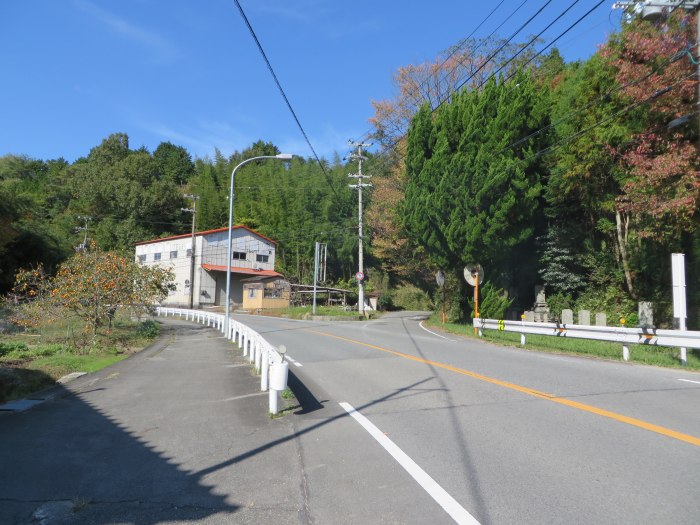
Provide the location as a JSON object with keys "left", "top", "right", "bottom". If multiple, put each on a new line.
{"left": 355, "top": 271, "right": 364, "bottom": 281}
{"left": 464, "top": 264, "right": 484, "bottom": 335}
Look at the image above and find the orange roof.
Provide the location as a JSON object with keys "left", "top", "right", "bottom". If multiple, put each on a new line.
{"left": 134, "top": 225, "right": 277, "bottom": 246}
{"left": 201, "top": 264, "right": 283, "bottom": 278}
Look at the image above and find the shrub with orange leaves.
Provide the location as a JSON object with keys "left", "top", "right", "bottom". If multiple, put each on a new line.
{"left": 5, "top": 245, "right": 174, "bottom": 337}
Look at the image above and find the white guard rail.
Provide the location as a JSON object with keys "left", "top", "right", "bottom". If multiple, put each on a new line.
{"left": 155, "top": 307, "right": 288, "bottom": 414}
{"left": 473, "top": 318, "right": 700, "bottom": 365}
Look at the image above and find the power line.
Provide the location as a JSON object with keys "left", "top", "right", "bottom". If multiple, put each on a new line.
{"left": 519, "top": 69, "right": 698, "bottom": 162}
{"left": 232, "top": 0, "right": 340, "bottom": 199}
{"left": 485, "top": 0, "right": 589, "bottom": 82}
{"left": 494, "top": 41, "right": 697, "bottom": 157}
{"left": 354, "top": 0, "right": 517, "bottom": 144}
{"left": 375, "top": 1, "right": 658, "bottom": 159}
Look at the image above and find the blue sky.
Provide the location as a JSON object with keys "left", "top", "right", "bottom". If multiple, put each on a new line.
{"left": 1, "top": 1, "right": 622, "bottom": 163}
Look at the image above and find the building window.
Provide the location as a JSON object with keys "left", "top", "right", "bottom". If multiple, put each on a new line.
{"left": 232, "top": 251, "right": 246, "bottom": 261}
{"left": 186, "top": 248, "right": 192, "bottom": 257}
{"left": 248, "top": 288, "right": 257, "bottom": 298}
{"left": 170, "top": 250, "right": 178, "bottom": 259}
{"left": 154, "top": 253, "right": 161, "bottom": 261}
{"left": 137, "top": 254, "right": 146, "bottom": 263}
{"left": 256, "top": 254, "right": 269, "bottom": 263}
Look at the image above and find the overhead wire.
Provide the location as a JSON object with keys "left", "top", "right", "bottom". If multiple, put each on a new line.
{"left": 433, "top": 0, "right": 555, "bottom": 113}
{"left": 371, "top": 0, "right": 564, "bottom": 155}
{"left": 232, "top": 0, "right": 341, "bottom": 199}
{"left": 494, "top": 40, "right": 698, "bottom": 157}
{"left": 375, "top": 1, "right": 663, "bottom": 159}
{"left": 353, "top": 0, "right": 523, "bottom": 144}
{"left": 487, "top": 0, "right": 594, "bottom": 82}
{"left": 515, "top": 69, "right": 699, "bottom": 162}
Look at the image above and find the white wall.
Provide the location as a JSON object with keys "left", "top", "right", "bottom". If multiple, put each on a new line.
{"left": 135, "top": 228, "right": 276, "bottom": 307}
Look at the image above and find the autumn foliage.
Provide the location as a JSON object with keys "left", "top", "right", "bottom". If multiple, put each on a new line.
{"left": 7, "top": 246, "right": 174, "bottom": 336}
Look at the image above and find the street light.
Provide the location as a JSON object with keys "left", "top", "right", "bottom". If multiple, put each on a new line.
{"left": 224, "top": 153, "right": 293, "bottom": 332}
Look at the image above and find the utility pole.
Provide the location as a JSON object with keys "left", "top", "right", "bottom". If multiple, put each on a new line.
{"left": 75, "top": 216, "right": 92, "bottom": 252}
{"left": 347, "top": 141, "right": 372, "bottom": 316}
{"left": 181, "top": 194, "right": 199, "bottom": 309}
{"left": 312, "top": 242, "right": 327, "bottom": 315}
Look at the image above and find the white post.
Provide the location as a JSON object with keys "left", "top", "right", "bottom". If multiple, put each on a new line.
{"left": 313, "top": 241, "right": 319, "bottom": 315}
{"left": 672, "top": 253, "right": 688, "bottom": 365}
{"left": 255, "top": 340, "right": 262, "bottom": 372}
{"left": 520, "top": 315, "right": 526, "bottom": 345}
{"left": 269, "top": 388, "right": 279, "bottom": 415}
{"left": 623, "top": 345, "right": 630, "bottom": 361}
{"left": 261, "top": 348, "right": 269, "bottom": 391}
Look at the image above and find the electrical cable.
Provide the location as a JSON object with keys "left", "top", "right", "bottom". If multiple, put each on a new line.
{"left": 353, "top": 0, "right": 521, "bottom": 144}
{"left": 494, "top": 41, "right": 698, "bottom": 157}
{"left": 486, "top": 0, "right": 591, "bottom": 83}
{"left": 519, "top": 69, "right": 698, "bottom": 162}
{"left": 501, "top": 0, "right": 608, "bottom": 83}
{"left": 433, "top": 0, "right": 555, "bottom": 112}
{"left": 232, "top": 0, "right": 340, "bottom": 199}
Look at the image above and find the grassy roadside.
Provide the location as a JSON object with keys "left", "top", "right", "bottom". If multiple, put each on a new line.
{"left": 0, "top": 313, "right": 161, "bottom": 403}
{"left": 425, "top": 314, "right": 700, "bottom": 370}
{"left": 251, "top": 305, "right": 374, "bottom": 320}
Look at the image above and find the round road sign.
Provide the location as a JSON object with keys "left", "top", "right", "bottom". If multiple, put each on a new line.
{"left": 356, "top": 271, "right": 365, "bottom": 281}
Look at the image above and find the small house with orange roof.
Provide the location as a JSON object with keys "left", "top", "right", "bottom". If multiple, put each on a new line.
{"left": 134, "top": 226, "right": 283, "bottom": 309}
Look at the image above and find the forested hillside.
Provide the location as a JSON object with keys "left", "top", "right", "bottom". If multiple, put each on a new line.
{"left": 0, "top": 136, "right": 361, "bottom": 294}
{"left": 366, "top": 13, "right": 699, "bottom": 327}
{"left": 2, "top": 13, "right": 698, "bottom": 327}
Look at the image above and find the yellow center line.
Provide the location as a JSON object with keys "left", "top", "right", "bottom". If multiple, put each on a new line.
{"left": 309, "top": 329, "right": 700, "bottom": 447}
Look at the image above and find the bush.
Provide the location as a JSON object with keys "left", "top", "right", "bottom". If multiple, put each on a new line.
{"left": 468, "top": 282, "right": 513, "bottom": 320}
{"left": 0, "top": 342, "right": 29, "bottom": 357}
{"left": 391, "top": 285, "right": 433, "bottom": 311}
{"left": 0, "top": 343, "right": 67, "bottom": 362}
{"left": 574, "top": 286, "right": 638, "bottom": 326}
{"left": 546, "top": 292, "right": 574, "bottom": 323}
{"left": 136, "top": 320, "right": 160, "bottom": 338}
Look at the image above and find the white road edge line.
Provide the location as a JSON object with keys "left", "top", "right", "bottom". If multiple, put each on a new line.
{"left": 678, "top": 378, "right": 700, "bottom": 385}
{"left": 419, "top": 320, "right": 453, "bottom": 341}
{"left": 286, "top": 356, "right": 303, "bottom": 367}
{"left": 339, "top": 402, "right": 480, "bottom": 525}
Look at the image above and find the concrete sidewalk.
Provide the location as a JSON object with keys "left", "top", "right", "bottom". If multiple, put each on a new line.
{"left": 0, "top": 318, "right": 304, "bottom": 525}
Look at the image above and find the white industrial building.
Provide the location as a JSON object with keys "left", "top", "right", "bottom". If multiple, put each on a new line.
{"left": 134, "top": 226, "right": 283, "bottom": 308}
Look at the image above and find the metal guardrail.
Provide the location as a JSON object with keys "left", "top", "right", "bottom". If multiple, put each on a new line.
{"left": 473, "top": 318, "right": 700, "bottom": 365}
{"left": 155, "top": 307, "right": 289, "bottom": 414}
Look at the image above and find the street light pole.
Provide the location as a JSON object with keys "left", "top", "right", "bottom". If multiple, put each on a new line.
{"left": 225, "top": 153, "right": 293, "bottom": 333}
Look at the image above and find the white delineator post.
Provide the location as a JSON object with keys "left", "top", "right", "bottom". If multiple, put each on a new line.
{"left": 672, "top": 253, "right": 688, "bottom": 365}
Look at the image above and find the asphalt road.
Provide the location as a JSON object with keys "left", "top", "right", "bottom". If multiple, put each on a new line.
{"left": 1, "top": 313, "right": 699, "bottom": 524}
{"left": 239, "top": 311, "right": 700, "bottom": 525}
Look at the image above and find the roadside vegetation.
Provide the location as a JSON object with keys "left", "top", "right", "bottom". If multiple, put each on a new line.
{"left": 253, "top": 305, "right": 373, "bottom": 320}
{"left": 426, "top": 314, "right": 700, "bottom": 371}
{"left": 0, "top": 245, "right": 173, "bottom": 403}
{"left": 0, "top": 314, "right": 161, "bottom": 403}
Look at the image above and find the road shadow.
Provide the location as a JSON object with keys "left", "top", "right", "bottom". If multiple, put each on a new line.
{"left": 0, "top": 379, "right": 237, "bottom": 524}
{"left": 287, "top": 369, "right": 326, "bottom": 415}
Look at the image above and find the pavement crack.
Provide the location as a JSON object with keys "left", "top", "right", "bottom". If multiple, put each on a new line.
{"left": 292, "top": 418, "right": 315, "bottom": 525}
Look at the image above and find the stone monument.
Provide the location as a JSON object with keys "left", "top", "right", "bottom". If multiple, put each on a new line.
{"left": 532, "top": 285, "right": 549, "bottom": 322}
{"left": 638, "top": 302, "right": 654, "bottom": 328}
{"left": 561, "top": 309, "right": 574, "bottom": 325}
